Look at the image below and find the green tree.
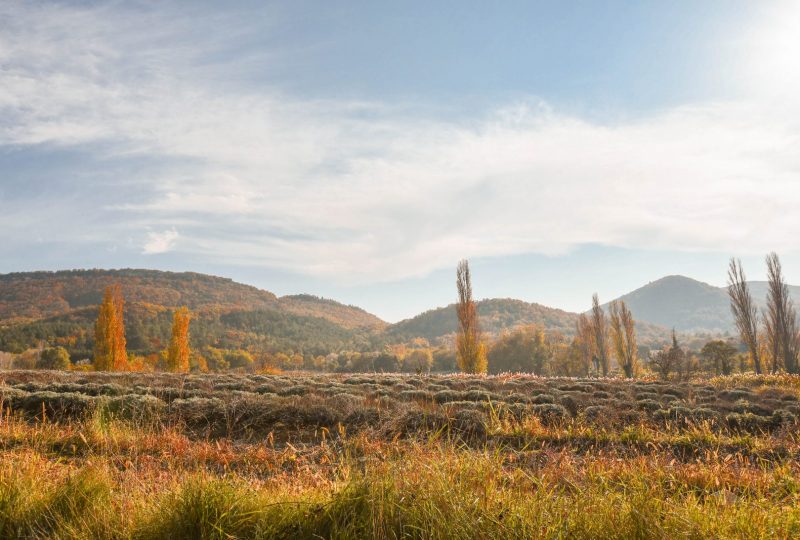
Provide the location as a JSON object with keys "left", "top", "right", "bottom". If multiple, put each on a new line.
{"left": 37, "top": 346, "right": 71, "bottom": 370}
{"left": 700, "top": 340, "right": 737, "bottom": 375}
{"left": 488, "top": 326, "right": 550, "bottom": 374}
{"left": 402, "top": 349, "right": 433, "bottom": 373}
{"left": 432, "top": 348, "right": 457, "bottom": 372}
{"left": 224, "top": 349, "right": 254, "bottom": 370}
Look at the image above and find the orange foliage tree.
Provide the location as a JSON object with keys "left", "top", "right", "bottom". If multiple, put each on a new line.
{"left": 93, "top": 285, "right": 128, "bottom": 371}
{"left": 166, "top": 306, "right": 191, "bottom": 372}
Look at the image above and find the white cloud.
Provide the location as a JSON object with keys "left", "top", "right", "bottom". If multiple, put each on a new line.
{"left": 1, "top": 1, "right": 800, "bottom": 283}
{"left": 143, "top": 229, "right": 179, "bottom": 255}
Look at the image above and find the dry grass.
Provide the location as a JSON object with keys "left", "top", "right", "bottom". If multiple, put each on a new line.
{"left": 1, "top": 371, "right": 799, "bottom": 538}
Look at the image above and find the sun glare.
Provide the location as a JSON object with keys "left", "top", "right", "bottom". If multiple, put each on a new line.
{"left": 746, "top": 1, "right": 800, "bottom": 96}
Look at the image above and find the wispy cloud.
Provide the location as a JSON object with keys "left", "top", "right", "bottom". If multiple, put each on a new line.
{"left": 1, "top": 1, "right": 799, "bottom": 283}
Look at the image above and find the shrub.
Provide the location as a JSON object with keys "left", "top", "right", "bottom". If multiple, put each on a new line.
{"left": 399, "top": 390, "right": 433, "bottom": 403}
{"left": 101, "top": 394, "right": 166, "bottom": 422}
{"left": 277, "top": 385, "right": 308, "bottom": 397}
{"left": 36, "top": 347, "right": 71, "bottom": 370}
{"left": 637, "top": 399, "right": 661, "bottom": 412}
{"left": 390, "top": 409, "right": 449, "bottom": 437}
{"left": 343, "top": 408, "right": 381, "bottom": 429}
{"left": 559, "top": 395, "right": 579, "bottom": 415}
{"left": 530, "top": 403, "right": 568, "bottom": 425}
{"left": 449, "top": 410, "right": 488, "bottom": 441}
{"left": 12, "top": 391, "right": 96, "bottom": 420}
{"left": 433, "top": 390, "right": 464, "bottom": 404}
{"left": 582, "top": 405, "right": 609, "bottom": 422}
{"left": 732, "top": 400, "right": 772, "bottom": 416}
{"left": 725, "top": 413, "right": 772, "bottom": 433}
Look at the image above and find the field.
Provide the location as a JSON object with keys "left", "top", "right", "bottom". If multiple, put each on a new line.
{"left": 1, "top": 370, "right": 800, "bottom": 539}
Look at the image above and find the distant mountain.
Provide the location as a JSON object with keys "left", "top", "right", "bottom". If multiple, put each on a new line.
{"left": 605, "top": 275, "right": 800, "bottom": 332}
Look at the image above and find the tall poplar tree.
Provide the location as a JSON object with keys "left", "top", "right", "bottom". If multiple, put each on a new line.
{"left": 166, "top": 307, "right": 191, "bottom": 373}
{"left": 93, "top": 284, "right": 127, "bottom": 371}
{"left": 609, "top": 300, "right": 638, "bottom": 378}
{"left": 455, "top": 260, "right": 487, "bottom": 374}
{"left": 590, "top": 294, "right": 610, "bottom": 376}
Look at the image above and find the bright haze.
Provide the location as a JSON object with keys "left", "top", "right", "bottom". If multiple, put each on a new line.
{"left": 2, "top": 1, "right": 800, "bottom": 322}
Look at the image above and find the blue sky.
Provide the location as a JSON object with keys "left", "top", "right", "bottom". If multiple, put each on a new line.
{"left": 2, "top": 1, "right": 800, "bottom": 321}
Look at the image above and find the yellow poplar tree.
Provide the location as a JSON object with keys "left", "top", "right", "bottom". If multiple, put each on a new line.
{"left": 455, "top": 260, "right": 487, "bottom": 374}
{"left": 166, "top": 307, "right": 191, "bottom": 373}
{"left": 94, "top": 285, "right": 128, "bottom": 371}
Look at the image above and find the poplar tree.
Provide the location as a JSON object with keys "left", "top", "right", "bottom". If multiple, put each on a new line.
{"left": 94, "top": 285, "right": 127, "bottom": 371}
{"left": 727, "top": 258, "right": 762, "bottom": 374}
{"left": 455, "top": 260, "right": 487, "bottom": 374}
{"left": 590, "top": 294, "right": 610, "bottom": 376}
{"left": 166, "top": 307, "right": 191, "bottom": 373}
{"left": 609, "top": 300, "right": 638, "bottom": 378}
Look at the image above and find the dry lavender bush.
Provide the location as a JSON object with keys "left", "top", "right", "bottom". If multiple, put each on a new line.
{"left": 1, "top": 370, "right": 799, "bottom": 539}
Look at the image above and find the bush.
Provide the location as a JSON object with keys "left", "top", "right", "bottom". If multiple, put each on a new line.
{"left": 637, "top": 399, "right": 661, "bottom": 412}
{"left": 433, "top": 390, "right": 464, "bottom": 404}
{"left": 399, "top": 390, "right": 433, "bottom": 403}
{"left": 449, "top": 410, "right": 488, "bottom": 441}
{"left": 12, "top": 391, "right": 96, "bottom": 420}
{"left": 101, "top": 394, "right": 166, "bottom": 422}
{"left": 390, "top": 409, "right": 449, "bottom": 437}
{"left": 530, "top": 403, "right": 568, "bottom": 425}
{"left": 36, "top": 347, "right": 71, "bottom": 370}
{"left": 343, "top": 408, "right": 381, "bottom": 429}
{"left": 725, "top": 413, "right": 772, "bottom": 433}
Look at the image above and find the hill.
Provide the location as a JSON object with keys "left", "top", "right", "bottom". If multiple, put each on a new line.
{"left": 388, "top": 298, "right": 584, "bottom": 344}
{"left": 0, "top": 269, "right": 278, "bottom": 324}
{"left": 278, "top": 294, "right": 386, "bottom": 330}
{"left": 605, "top": 275, "right": 800, "bottom": 332}
{"left": 387, "top": 297, "right": 671, "bottom": 346}
{"left": 0, "top": 269, "right": 383, "bottom": 357}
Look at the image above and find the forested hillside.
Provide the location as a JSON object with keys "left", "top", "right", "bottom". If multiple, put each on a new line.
{"left": 0, "top": 269, "right": 680, "bottom": 361}
{"left": 0, "top": 270, "right": 383, "bottom": 358}
{"left": 0, "top": 270, "right": 279, "bottom": 324}
{"left": 387, "top": 298, "right": 578, "bottom": 343}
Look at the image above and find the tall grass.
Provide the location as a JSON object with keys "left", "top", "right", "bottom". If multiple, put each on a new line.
{"left": 1, "top": 372, "right": 799, "bottom": 538}
{"left": 0, "top": 439, "right": 799, "bottom": 539}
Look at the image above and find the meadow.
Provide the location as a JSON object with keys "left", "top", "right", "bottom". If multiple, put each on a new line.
{"left": 1, "top": 370, "right": 799, "bottom": 539}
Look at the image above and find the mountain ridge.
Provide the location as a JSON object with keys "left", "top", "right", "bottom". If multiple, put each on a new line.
{"left": 605, "top": 274, "right": 800, "bottom": 332}
{"left": 1, "top": 268, "right": 766, "bottom": 357}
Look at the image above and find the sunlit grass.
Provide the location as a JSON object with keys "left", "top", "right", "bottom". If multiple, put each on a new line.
{"left": 1, "top": 373, "right": 799, "bottom": 538}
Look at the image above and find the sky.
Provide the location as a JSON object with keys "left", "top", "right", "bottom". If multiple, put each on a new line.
{"left": 2, "top": 0, "right": 800, "bottom": 322}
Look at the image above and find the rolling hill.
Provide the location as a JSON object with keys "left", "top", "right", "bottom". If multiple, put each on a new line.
{"left": 605, "top": 275, "right": 800, "bottom": 332}
{"left": 3, "top": 269, "right": 743, "bottom": 360}
{"left": 387, "top": 298, "right": 577, "bottom": 343}
{"left": 0, "top": 269, "right": 385, "bottom": 357}
{"left": 388, "top": 297, "right": 671, "bottom": 346}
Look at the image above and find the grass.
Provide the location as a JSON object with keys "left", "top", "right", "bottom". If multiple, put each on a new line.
{"left": 0, "top": 371, "right": 799, "bottom": 538}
